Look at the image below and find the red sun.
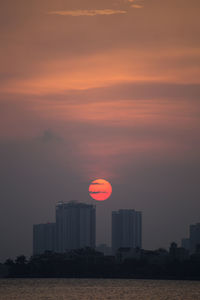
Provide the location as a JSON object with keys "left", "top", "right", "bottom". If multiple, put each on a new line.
{"left": 89, "top": 179, "right": 112, "bottom": 201}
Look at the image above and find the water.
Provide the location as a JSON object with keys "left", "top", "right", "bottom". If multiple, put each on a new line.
{"left": 0, "top": 279, "right": 200, "bottom": 300}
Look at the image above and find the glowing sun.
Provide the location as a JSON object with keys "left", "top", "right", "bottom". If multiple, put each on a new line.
{"left": 89, "top": 179, "right": 112, "bottom": 201}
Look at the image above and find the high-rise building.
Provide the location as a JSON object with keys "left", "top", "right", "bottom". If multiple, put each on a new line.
{"left": 33, "top": 223, "right": 56, "bottom": 255}
{"left": 181, "top": 238, "right": 190, "bottom": 251}
{"left": 190, "top": 223, "right": 200, "bottom": 253}
{"left": 56, "top": 201, "right": 96, "bottom": 252}
{"left": 112, "top": 209, "right": 142, "bottom": 254}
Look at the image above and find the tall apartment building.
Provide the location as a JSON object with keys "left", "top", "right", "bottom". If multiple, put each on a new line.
{"left": 190, "top": 223, "right": 200, "bottom": 253}
{"left": 181, "top": 238, "right": 190, "bottom": 251}
{"left": 33, "top": 223, "right": 56, "bottom": 255}
{"left": 56, "top": 201, "right": 96, "bottom": 252}
{"left": 112, "top": 209, "right": 142, "bottom": 254}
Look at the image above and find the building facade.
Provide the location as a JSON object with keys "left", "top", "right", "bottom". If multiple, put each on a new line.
{"left": 33, "top": 223, "right": 56, "bottom": 255}
{"left": 56, "top": 201, "right": 96, "bottom": 252}
{"left": 181, "top": 238, "right": 190, "bottom": 251}
{"left": 112, "top": 209, "right": 142, "bottom": 254}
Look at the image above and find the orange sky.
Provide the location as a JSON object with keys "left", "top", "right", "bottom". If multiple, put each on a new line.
{"left": 1, "top": 0, "right": 200, "bottom": 180}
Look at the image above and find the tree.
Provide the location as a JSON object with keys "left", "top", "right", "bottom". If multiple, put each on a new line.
{"left": 15, "top": 255, "right": 27, "bottom": 265}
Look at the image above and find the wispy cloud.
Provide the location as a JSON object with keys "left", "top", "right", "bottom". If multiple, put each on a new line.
{"left": 127, "top": 0, "right": 143, "bottom": 2}
{"left": 48, "top": 9, "right": 127, "bottom": 17}
{"left": 48, "top": 1, "right": 144, "bottom": 18}
{"left": 130, "top": 4, "right": 143, "bottom": 8}
{"left": 89, "top": 191, "right": 107, "bottom": 194}
{"left": 127, "top": 0, "right": 144, "bottom": 8}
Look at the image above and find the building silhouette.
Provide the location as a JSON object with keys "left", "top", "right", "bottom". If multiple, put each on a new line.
{"left": 190, "top": 223, "right": 200, "bottom": 253}
{"left": 33, "top": 223, "right": 56, "bottom": 255}
{"left": 112, "top": 209, "right": 142, "bottom": 254}
{"left": 181, "top": 223, "right": 200, "bottom": 253}
{"left": 181, "top": 238, "right": 190, "bottom": 251}
{"left": 33, "top": 202, "right": 96, "bottom": 254}
{"left": 56, "top": 201, "right": 96, "bottom": 252}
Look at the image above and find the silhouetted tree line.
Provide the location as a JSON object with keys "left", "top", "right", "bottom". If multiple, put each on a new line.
{"left": 2, "top": 246, "right": 200, "bottom": 279}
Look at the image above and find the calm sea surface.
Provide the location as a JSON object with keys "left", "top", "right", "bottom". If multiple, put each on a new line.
{"left": 0, "top": 279, "right": 200, "bottom": 300}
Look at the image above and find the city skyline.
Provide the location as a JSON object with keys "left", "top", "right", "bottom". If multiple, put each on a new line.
{"left": 32, "top": 200, "right": 200, "bottom": 259}
{"left": 1, "top": 185, "right": 200, "bottom": 261}
{"left": 33, "top": 201, "right": 143, "bottom": 255}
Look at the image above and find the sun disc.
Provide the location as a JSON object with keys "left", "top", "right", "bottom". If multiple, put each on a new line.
{"left": 89, "top": 179, "right": 112, "bottom": 201}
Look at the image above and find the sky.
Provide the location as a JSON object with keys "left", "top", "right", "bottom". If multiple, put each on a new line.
{"left": 0, "top": 0, "right": 200, "bottom": 261}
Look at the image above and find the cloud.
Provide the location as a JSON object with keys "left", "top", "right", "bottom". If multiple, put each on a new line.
{"left": 90, "top": 191, "right": 107, "bottom": 194}
{"left": 131, "top": 4, "right": 143, "bottom": 8}
{"left": 48, "top": 9, "right": 127, "bottom": 17}
{"left": 41, "top": 82, "right": 200, "bottom": 103}
{"left": 127, "top": 0, "right": 143, "bottom": 2}
{"left": 127, "top": 0, "right": 144, "bottom": 8}
{"left": 47, "top": 2, "right": 144, "bottom": 19}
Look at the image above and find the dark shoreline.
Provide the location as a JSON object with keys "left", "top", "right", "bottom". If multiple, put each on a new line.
{"left": 3, "top": 248, "right": 200, "bottom": 281}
